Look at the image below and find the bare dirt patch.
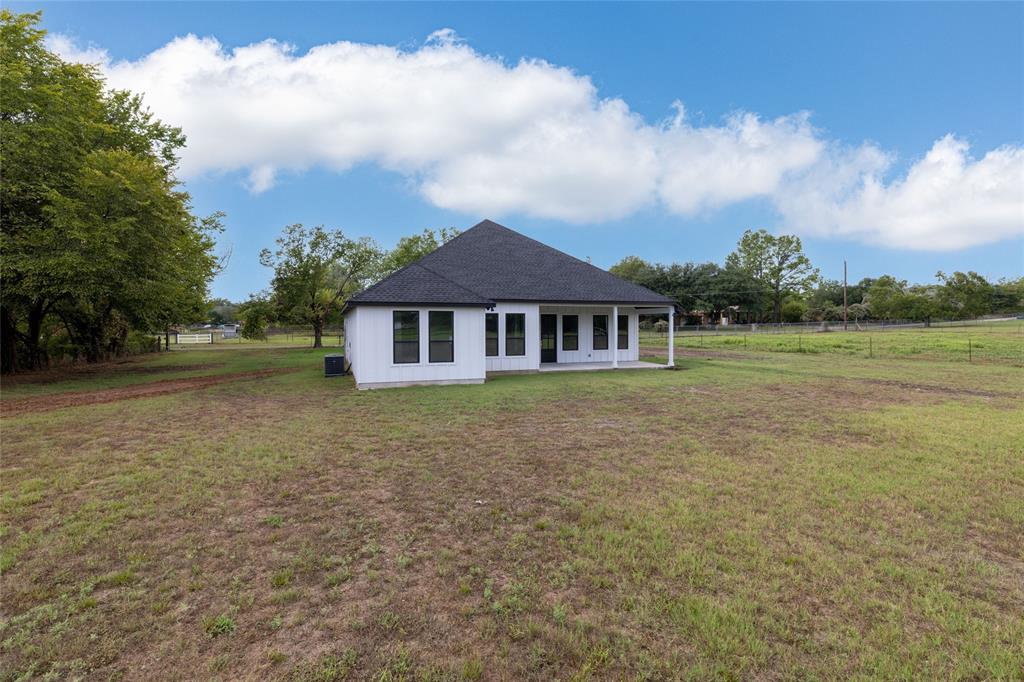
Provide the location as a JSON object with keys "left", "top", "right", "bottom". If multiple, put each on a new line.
{"left": 855, "top": 377, "right": 1012, "bottom": 400}
{"left": 0, "top": 368, "right": 294, "bottom": 416}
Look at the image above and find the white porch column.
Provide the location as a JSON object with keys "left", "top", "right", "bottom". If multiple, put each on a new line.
{"left": 668, "top": 308, "right": 675, "bottom": 368}
{"left": 611, "top": 305, "right": 619, "bottom": 368}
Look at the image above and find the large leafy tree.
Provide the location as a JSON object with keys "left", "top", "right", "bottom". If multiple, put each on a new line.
{"left": 704, "top": 266, "right": 770, "bottom": 321}
{"left": 260, "top": 224, "right": 381, "bottom": 348}
{"left": 0, "top": 10, "right": 218, "bottom": 371}
{"left": 238, "top": 294, "right": 274, "bottom": 341}
{"left": 726, "top": 229, "right": 819, "bottom": 323}
{"left": 378, "top": 227, "right": 460, "bottom": 277}
{"left": 44, "top": 151, "right": 221, "bottom": 360}
{"left": 936, "top": 271, "right": 994, "bottom": 320}
{"left": 609, "top": 256, "right": 659, "bottom": 286}
{"left": 863, "top": 276, "right": 943, "bottom": 322}
{"left": 991, "top": 277, "right": 1024, "bottom": 314}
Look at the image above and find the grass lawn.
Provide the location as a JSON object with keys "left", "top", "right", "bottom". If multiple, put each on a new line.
{"left": 1, "top": 341, "right": 1022, "bottom": 679}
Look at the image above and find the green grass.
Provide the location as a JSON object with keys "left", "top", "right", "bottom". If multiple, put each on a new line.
{"left": 640, "top": 321, "right": 1024, "bottom": 364}
{"left": 1, "top": 344, "right": 1021, "bottom": 678}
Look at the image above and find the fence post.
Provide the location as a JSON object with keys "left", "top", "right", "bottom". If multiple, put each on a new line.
{"left": 968, "top": 338, "right": 972, "bottom": 363}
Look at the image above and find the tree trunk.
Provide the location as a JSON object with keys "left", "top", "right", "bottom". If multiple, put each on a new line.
{"left": 1, "top": 306, "right": 17, "bottom": 374}
{"left": 25, "top": 300, "right": 47, "bottom": 370}
{"left": 312, "top": 320, "right": 323, "bottom": 348}
{"left": 773, "top": 287, "right": 782, "bottom": 324}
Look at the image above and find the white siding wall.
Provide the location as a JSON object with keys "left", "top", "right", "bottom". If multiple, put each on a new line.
{"left": 345, "top": 306, "right": 486, "bottom": 389}
{"left": 538, "top": 306, "right": 640, "bottom": 364}
{"left": 484, "top": 303, "right": 541, "bottom": 372}
{"left": 343, "top": 310, "right": 357, "bottom": 373}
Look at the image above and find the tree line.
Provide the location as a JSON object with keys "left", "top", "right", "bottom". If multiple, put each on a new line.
{"left": 611, "top": 230, "right": 1023, "bottom": 325}
{"left": 1, "top": 11, "right": 222, "bottom": 373}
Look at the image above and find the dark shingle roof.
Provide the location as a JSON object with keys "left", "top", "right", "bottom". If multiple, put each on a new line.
{"left": 349, "top": 220, "right": 674, "bottom": 307}
{"left": 349, "top": 263, "right": 494, "bottom": 307}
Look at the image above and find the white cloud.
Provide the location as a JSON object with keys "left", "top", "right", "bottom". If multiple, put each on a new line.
{"left": 50, "top": 30, "right": 1024, "bottom": 250}
{"left": 658, "top": 104, "right": 823, "bottom": 214}
{"left": 775, "top": 136, "right": 1024, "bottom": 250}
{"left": 46, "top": 33, "right": 109, "bottom": 65}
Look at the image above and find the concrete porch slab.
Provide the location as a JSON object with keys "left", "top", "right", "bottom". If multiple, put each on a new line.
{"left": 537, "top": 360, "right": 665, "bottom": 372}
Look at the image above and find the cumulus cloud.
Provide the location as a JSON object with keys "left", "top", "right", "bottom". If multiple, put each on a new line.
{"left": 47, "top": 33, "right": 109, "bottom": 65}
{"left": 775, "top": 136, "right": 1024, "bottom": 250}
{"left": 49, "top": 30, "right": 1023, "bottom": 250}
{"left": 658, "top": 104, "right": 823, "bottom": 214}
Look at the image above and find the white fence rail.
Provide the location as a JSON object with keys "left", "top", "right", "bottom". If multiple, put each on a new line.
{"left": 176, "top": 333, "right": 213, "bottom": 344}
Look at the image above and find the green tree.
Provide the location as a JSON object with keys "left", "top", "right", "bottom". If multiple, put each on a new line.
{"left": 863, "top": 276, "right": 909, "bottom": 320}
{"left": 1, "top": 10, "right": 214, "bottom": 370}
{"left": 379, "top": 227, "right": 460, "bottom": 277}
{"left": 207, "top": 298, "right": 241, "bottom": 325}
{"left": 44, "top": 151, "right": 221, "bottom": 361}
{"left": 780, "top": 296, "right": 809, "bottom": 323}
{"left": 260, "top": 224, "right": 381, "bottom": 348}
{"left": 991, "top": 277, "right": 1024, "bottom": 314}
{"left": 863, "top": 276, "right": 943, "bottom": 322}
{"left": 936, "top": 271, "right": 995, "bottom": 320}
{"left": 705, "top": 266, "right": 770, "bottom": 322}
{"left": 609, "top": 256, "right": 659, "bottom": 286}
{"left": 726, "top": 229, "right": 819, "bottom": 323}
{"left": 611, "top": 257, "right": 768, "bottom": 322}
{"left": 238, "top": 294, "right": 274, "bottom": 341}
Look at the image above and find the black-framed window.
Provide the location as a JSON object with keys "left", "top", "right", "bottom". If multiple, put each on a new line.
{"left": 485, "top": 313, "right": 498, "bottom": 357}
{"left": 593, "top": 315, "right": 608, "bottom": 350}
{"left": 393, "top": 311, "right": 419, "bottom": 364}
{"left": 617, "top": 314, "right": 629, "bottom": 350}
{"left": 505, "top": 313, "right": 525, "bottom": 356}
{"left": 429, "top": 311, "right": 454, "bottom": 363}
{"left": 562, "top": 315, "right": 578, "bottom": 351}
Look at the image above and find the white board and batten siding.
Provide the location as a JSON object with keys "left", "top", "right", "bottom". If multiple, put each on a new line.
{"left": 485, "top": 303, "right": 541, "bottom": 372}
{"left": 538, "top": 306, "right": 640, "bottom": 364}
{"left": 344, "top": 306, "right": 485, "bottom": 389}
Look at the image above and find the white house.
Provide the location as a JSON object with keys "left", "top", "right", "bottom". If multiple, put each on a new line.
{"left": 343, "top": 220, "right": 676, "bottom": 389}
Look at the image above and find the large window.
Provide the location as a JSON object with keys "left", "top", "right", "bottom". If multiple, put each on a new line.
{"left": 562, "top": 315, "right": 578, "bottom": 351}
{"left": 617, "top": 314, "right": 629, "bottom": 350}
{"left": 485, "top": 313, "right": 499, "bottom": 356}
{"left": 429, "top": 311, "right": 454, "bottom": 363}
{"left": 393, "top": 311, "right": 419, "bottom": 364}
{"left": 505, "top": 313, "right": 525, "bottom": 356}
{"left": 592, "top": 315, "right": 608, "bottom": 350}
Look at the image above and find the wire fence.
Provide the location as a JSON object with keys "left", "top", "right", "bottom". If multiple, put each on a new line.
{"left": 642, "top": 314, "right": 1022, "bottom": 336}
{"left": 639, "top": 318, "right": 1024, "bottom": 365}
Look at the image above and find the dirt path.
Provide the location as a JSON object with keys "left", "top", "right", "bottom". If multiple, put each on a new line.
{"left": 0, "top": 368, "right": 295, "bottom": 417}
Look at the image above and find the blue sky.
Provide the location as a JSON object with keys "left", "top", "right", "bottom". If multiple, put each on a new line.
{"left": 18, "top": 1, "right": 1024, "bottom": 301}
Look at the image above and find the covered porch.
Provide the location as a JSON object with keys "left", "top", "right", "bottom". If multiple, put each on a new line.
{"left": 537, "top": 304, "right": 676, "bottom": 369}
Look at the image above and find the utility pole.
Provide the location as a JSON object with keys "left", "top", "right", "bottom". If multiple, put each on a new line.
{"left": 843, "top": 260, "right": 849, "bottom": 332}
